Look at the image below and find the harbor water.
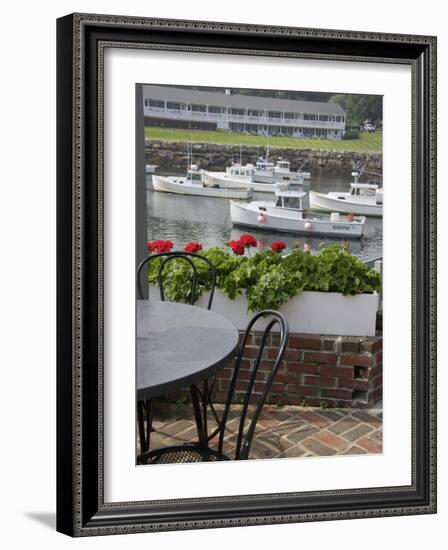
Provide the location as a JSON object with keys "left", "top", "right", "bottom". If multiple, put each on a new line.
{"left": 146, "top": 174, "right": 382, "bottom": 261}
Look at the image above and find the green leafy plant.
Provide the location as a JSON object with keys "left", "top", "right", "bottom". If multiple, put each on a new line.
{"left": 147, "top": 242, "right": 381, "bottom": 312}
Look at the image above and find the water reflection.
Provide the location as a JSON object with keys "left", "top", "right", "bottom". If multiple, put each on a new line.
{"left": 146, "top": 174, "right": 382, "bottom": 261}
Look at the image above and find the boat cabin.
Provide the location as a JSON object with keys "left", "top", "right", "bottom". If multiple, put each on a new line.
{"left": 274, "top": 188, "right": 306, "bottom": 211}
{"left": 275, "top": 160, "right": 291, "bottom": 171}
{"left": 350, "top": 182, "right": 379, "bottom": 197}
{"left": 256, "top": 157, "right": 275, "bottom": 171}
{"left": 187, "top": 164, "right": 203, "bottom": 183}
{"left": 227, "top": 164, "right": 254, "bottom": 178}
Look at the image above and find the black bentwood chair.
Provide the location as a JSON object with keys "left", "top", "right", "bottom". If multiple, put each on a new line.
{"left": 137, "top": 310, "right": 289, "bottom": 464}
{"left": 136, "top": 251, "right": 217, "bottom": 454}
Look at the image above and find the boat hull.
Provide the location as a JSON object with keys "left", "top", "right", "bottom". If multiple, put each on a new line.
{"left": 202, "top": 172, "right": 276, "bottom": 193}
{"left": 230, "top": 201, "right": 365, "bottom": 238}
{"left": 309, "top": 190, "right": 383, "bottom": 217}
{"left": 152, "top": 175, "right": 251, "bottom": 199}
{"left": 254, "top": 170, "right": 311, "bottom": 182}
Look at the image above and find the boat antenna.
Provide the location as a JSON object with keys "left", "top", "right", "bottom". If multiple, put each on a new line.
{"left": 353, "top": 159, "right": 368, "bottom": 180}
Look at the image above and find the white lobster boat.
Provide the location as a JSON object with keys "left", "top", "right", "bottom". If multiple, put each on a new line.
{"left": 254, "top": 158, "right": 311, "bottom": 182}
{"left": 152, "top": 165, "right": 252, "bottom": 200}
{"left": 310, "top": 161, "right": 383, "bottom": 217}
{"left": 309, "top": 172, "right": 383, "bottom": 217}
{"left": 202, "top": 162, "right": 306, "bottom": 193}
{"left": 230, "top": 183, "right": 366, "bottom": 239}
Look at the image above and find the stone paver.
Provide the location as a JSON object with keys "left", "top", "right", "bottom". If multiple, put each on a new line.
{"left": 139, "top": 402, "right": 383, "bottom": 461}
{"left": 343, "top": 423, "right": 374, "bottom": 442}
{"left": 301, "top": 437, "right": 337, "bottom": 456}
{"left": 286, "top": 426, "right": 319, "bottom": 444}
{"left": 314, "top": 430, "right": 349, "bottom": 451}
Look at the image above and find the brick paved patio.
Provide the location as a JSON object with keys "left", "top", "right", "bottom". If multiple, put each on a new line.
{"left": 139, "top": 402, "right": 382, "bottom": 460}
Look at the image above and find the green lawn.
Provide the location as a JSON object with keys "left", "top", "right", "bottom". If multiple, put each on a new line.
{"left": 144, "top": 126, "right": 382, "bottom": 153}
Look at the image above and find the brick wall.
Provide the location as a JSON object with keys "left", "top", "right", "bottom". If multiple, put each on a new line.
{"left": 164, "top": 332, "right": 383, "bottom": 408}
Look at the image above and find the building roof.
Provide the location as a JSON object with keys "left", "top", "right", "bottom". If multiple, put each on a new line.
{"left": 142, "top": 84, "right": 345, "bottom": 116}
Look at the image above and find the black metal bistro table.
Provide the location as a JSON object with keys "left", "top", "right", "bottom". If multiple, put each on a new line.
{"left": 137, "top": 300, "right": 239, "bottom": 444}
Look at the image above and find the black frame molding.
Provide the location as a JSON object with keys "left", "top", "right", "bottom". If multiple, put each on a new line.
{"left": 56, "top": 13, "right": 437, "bottom": 536}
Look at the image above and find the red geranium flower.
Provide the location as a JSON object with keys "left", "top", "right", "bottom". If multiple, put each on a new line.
{"left": 147, "top": 239, "right": 174, "bottom": 254}
{"left": 147, "top": 240, "right": 158, "bottom": 253}
{"left": 271, "top": 241, "right": 286, "bottom": 253}
{"left": 239, "top": 233, "right": 258, "bottom": 248}
{"left": 227, "top": 239, "right": 245, "bottom": 256}
{"left": 184, "top": 242, "right": 203, "bottom": 253}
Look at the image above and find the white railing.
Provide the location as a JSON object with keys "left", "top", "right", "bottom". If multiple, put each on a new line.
{"left": 143, "top": 106, "right": 345, "bottom": 130}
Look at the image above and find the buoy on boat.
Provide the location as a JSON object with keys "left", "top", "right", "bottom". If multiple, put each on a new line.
{"left": 257, "top": 213, "right": 266, "bottom": 223}
{"left": 347, "top": 213, "right": 354, "bottom": 222}
{"left": 304, "top": 221, "right": 312, "bottom": 230}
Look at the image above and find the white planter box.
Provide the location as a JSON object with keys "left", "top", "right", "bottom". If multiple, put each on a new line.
{"left": 149, "top": 287, "right": 379, "bottom": 337}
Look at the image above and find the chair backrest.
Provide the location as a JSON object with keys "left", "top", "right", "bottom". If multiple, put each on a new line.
{"left": 217, "top": 310, "right": 289, "bottom": 460}
{"left": 136, "top": 251, "right": 216, "bottom": 310}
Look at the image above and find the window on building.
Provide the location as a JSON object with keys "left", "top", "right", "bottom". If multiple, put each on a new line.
{"left": 248, "top": 110, "right": 261, "bottom": 117}
{"left": 191, "top": 104, "right": 206, "bottom": 112}
{"left": 208, "top": 105, "right": 222, "bottom": 113}
{"left": 284, "top": 112, "right": 296, "bottom": 120}
{"left": 304, "top": 113, "right": 317, "bottom": 120}
{"left": 268, "top": 111, "right": 282, "bottom": 119}
{"left": 166, "top": 102, "right": 182, "bottom": 110}
{"left": 230, "top": 108, "right": 245, "bottom": 116}
{"left": 149, "top": 99, "right": 164, "bottom": 108}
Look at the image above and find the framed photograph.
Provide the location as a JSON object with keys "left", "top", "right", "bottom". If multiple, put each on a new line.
{"left": 56, "top": 13, "right": 437, "bottom": 536}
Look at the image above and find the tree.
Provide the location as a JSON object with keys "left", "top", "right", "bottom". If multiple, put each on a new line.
{"left": 329, "top": 94, "right": 383, "bottom": 127}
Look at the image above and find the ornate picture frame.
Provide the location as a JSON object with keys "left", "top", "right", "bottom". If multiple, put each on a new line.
{"left": 56, "top": 13, "right": 436, "bottom": 536}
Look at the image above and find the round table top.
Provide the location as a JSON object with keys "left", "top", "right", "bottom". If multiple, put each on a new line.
{"left": 137, "top": 301, "right": 239, "bottom": 400}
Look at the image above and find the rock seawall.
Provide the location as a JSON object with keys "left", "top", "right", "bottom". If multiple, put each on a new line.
{"left": 145, "top": 140, "right": 382, "bottom": 177}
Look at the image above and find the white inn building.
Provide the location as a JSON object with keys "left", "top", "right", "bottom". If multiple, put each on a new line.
{"left": 143, "top": 85, "right": 346, "bottom": 140}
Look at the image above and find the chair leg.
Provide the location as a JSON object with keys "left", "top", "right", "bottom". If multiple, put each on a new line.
{"left": 137, "top": 398, "right": 154, "bottom": 454}
{"left": 205, "top": 377, "right": 222, "bottom": 424}
{"left": 137, "top": 400, "right": 147, "bottom": 454}
{"left": 189, "top": 385, "right": 207, "bottom": 444}
{"left": 145, "top": 398, "right": 153, "bottom": 451}
{"left": 191, "top": 379, "right": 225, "bottom": 444}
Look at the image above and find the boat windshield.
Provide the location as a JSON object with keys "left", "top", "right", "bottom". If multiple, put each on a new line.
{"left": 188, "top": 171, "right": 202, "bottom": 182}
{"left": 276, "top": 196, "right": 302, "bottom": 210}
{"left": 276, "top": 161, "right": 290, "bottom": 170}
{"left": 351, "top": 186, "right": 376, "bottom": 196}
